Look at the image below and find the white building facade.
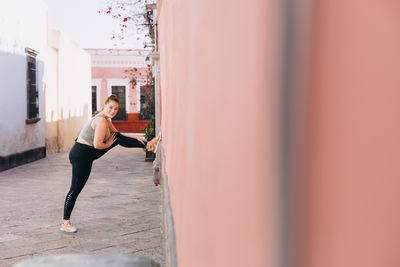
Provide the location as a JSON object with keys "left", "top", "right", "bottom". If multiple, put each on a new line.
{"left": 0, "top": 0, "right": 92, "bottom": 170}
{"left": 0, "top": 0, "right": 48, "bottom": 171}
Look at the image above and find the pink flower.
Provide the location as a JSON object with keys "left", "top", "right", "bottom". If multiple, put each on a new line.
{"left": 134, "top": 68, "right": 138, "bottom": 71}
{"left": 123, "top": 17, "right": 129, "bottom": 22}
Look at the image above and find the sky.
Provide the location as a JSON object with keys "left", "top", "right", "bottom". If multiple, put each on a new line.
{"left": 43, "top": 0, "right": 145, "bottom": 49}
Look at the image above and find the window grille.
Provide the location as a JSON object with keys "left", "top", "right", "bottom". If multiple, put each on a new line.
{"left": 25, "top": 48, "right": 40, "bottom": 124}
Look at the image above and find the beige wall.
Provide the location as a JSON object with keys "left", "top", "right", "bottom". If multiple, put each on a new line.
{"left": 158, "top": 0, "right": 282, "bottom": 266}
{"left": 45, "top": 30, "right": 91, "bottom": 154}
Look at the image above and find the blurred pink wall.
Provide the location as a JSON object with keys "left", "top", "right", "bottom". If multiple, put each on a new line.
{"left": 157, "top": 0, "right": 400, "bottom": 266}
{"left": 302, "top": 1, "right": 400, "bottom": 267}
{"left": 158, "top": 0, "right": 282, "bottom": 266}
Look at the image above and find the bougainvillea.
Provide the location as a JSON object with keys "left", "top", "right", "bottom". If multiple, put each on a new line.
{"left": 98, "top": 0, "right": 156, "bottom": 47}
{"left": 124, "top": 67, "right": 151, "bottom": 87}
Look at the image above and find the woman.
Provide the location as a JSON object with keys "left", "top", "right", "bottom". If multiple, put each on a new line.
{"left": 60, "top": 94, "right": 160, "bottom": 233}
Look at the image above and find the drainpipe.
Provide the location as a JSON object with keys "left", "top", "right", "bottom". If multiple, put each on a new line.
{"left": 150, "top": 51, "right": 159, "bottom": 136}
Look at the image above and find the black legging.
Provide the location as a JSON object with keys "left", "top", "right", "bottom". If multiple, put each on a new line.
{"left": 63, "top": 132, "right": 146, "bottom": 220}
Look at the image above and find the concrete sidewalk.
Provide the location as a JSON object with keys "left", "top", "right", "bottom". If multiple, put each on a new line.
{"left": 0, "top": 146, "right": 164, "bottom": 267}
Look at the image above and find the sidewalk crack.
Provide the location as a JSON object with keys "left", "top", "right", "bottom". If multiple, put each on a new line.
{"left": 119, "top": 227, "right": 160, "bottom": 236}
{"left": 132, "top": 245, "right": 161, "bottom": 253}
{"left": 42, "top": 245, "right": 69, "bottom": 252}
{"left": 90, "top": 245, "right": 115, "bottom": 252}
{"left": 0, "top": 246, "right": 68, "bottom": 261}
{"left": 1, "top": 252, "right": 35, "bottom": 261}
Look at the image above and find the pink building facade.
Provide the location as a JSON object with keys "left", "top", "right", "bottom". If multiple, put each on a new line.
{"left": 85, "top": 49, "right": 151, "bottom": 117}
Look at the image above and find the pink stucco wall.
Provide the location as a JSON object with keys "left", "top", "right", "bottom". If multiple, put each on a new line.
{"left": 301, "top": 1, "right": 400, "bottom": 267}
{"left": 158, "top": 0, "right": 281, "bottom": 266}
{"left": 92, "top": 67, "right": 148, "bottom": 111}
{"left": 157, "top": 0, "right": 400, "bottom": 266}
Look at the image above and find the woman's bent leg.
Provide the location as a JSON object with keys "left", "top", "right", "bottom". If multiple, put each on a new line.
{"left": 114, "top": 132, "right": 146, "bottom": 148}
{"left": 63, "top": 159, "right": 93, "bottom": 220}
{"left": 92, "top": 132, "right": 146, "bottom": 160}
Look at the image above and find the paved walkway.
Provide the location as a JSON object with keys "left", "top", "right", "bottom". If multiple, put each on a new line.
{"left": 0, "top": 146, "right": 164, "bottom": 267}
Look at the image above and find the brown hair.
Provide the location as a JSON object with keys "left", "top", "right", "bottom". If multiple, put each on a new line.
{"left": 92, "top": 94, "right": 119, "bottom": 117}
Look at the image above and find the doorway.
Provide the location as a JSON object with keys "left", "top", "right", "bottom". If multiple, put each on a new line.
{"left": 111, "top": 86, "right": 127, "bottom": 120}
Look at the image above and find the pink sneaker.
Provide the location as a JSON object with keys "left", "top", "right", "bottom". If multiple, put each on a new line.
{"left": 60, "top": 220, "right": 77, "bottom": 233}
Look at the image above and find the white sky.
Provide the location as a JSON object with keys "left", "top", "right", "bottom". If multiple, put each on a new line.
{"left": 43, "top": 0, "right": 145, "bottom": 49}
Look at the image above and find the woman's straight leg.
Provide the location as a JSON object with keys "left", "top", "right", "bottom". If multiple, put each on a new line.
{"left": 63, "top": 158, "right": 93, "bottom": 220}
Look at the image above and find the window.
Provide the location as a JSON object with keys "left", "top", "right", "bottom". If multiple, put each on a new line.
{"left": 25, "top": 48, "right": 40, "bottom": 124}
{"left": 92, "top": 86, "right": 97, "bottom": 114}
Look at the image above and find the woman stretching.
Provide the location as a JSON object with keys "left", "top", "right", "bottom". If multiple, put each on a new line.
{"left": 60, "top": 94, "right": 160, "bottom": 233}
